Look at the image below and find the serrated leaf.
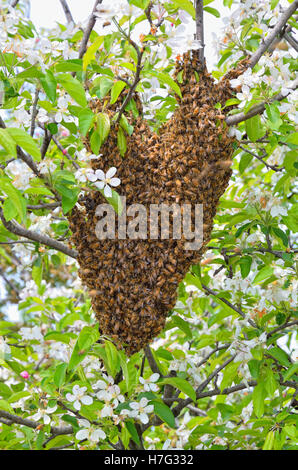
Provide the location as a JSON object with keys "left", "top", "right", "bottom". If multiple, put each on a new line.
{"left": 97, "top": 112, "right": 110, "bottom": 146}
{"left": 0, "top": 128, "right": 17, "bottom": 157}
{"left": 245, "top": 115, "right": 265, "bottom": 142}
{"left": 40, "top": 70, "right": 57, "bottom": 102}
{"left": 83, "top": 36, "right": 104, "bottom": 70}
{"left": 56, "top": 74, "right": 87, "bottom": 107}
{"left": 117, "top": 126, "right": 127, "bottom": 157}
{"left": 253, "top": 265, "right": 274, "bottom": 284}
{"left": 6, "top": 128, "right": 41, "bottom": 161}
{"left": 110, "top": 81, "right": 126, "bottom": 104}
{"left": 204, "top": 6, "right": 220, "bottom": 17}
{"left": 54, "top": 363, "right": 68, "bottom": 388}
{"left": 161, "top": 377, "right": 196, "bottom": 402}
{"left": 78, "top": 108, "right": 95, "bottom": 136}
{"left": 152, "top": 401, "right": 176, "bottom": 428}
{"left": 150, "top": 71, "right": 182, "bottom": 98}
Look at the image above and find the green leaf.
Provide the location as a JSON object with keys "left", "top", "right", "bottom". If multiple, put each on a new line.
{"left": 239, "top": 255, "right": 252, "bottom": 278}
{"left": 45, "top": 435, "right": 72, "bottom": 450}
{"left": 68, "top": 340, "right": 88, "bottom": 371}
{"left": 90, "top": 129, "right": 101, "bottom": 154}
{"left": 272, "top": 227, "right": 288, "bottom": 246}
{"left": 152, "top": 401, "right": 176, "bottom": 428}
{"left": 150, "top": 71, "right": 182, "bottom": 98}
{"left": 96, "top": 112, "right": 110, "bottom": 147}
{"left": 0, "top": 177, "right": 27, "bottom": 222}
{"left": 125, "top": 421, "right": 141, "bottom": 446}
{"left": 267, "top": 347, "right": 290, "bottom": 367}
{"left": 83, "top": 36, "right": 104, "bottom": 70}
{"left": 32, "top": 256, "right": 43, "bottom": 288}
{"left": 6, "top": 128, "right": 41, "bottom": 161}
{"left": 40, "top": 70, "right": 57, "bottom": 102}
{"left": 220, "top": 362, "right": 240, "bottom": 391}
{"left": 56, "top": 74, "right": 87, "bottom": 107}
{"left": 119, "top": 114, "right": 134, "bottom": 136}
{"left": 161, "top": 377, "right": 196, "bottom": 402}
{"left": 204, "top": 6, "right": 220, "bottom": 17}
{"left": 54, "top": 363, "right": 68, "bottom": 388}
{"left": 245, "top": 115, "right": 265, "bottom": 142}
{"left": 252, "top": 265, "right": 274, "bottom": 284}
{"left": 171, "top": 315, "right": 192, "bottom": 338}
{"left": 265, "top": 103, "right": 282, "bottom": 131}
{"left": 117, "top": 126, "right": 127, "bottom": 157}
{"left": 54, "top": 59, "right": 83, "bottom": 73}
{"left": 77, "top": 326, "right": 100, "bottom": 351}
{"left": 283, "top": 363, "right": 298, "bottom": 381}
{"left": 78, "top": 108, "right": 95, "bottom": 136}
{"left": 105, "top": 341, "right": 120, "bottom": 377}
{"left": 95, "top": 77, "right": 114, "bottom": 99}
{"left": 110, "top": 81, "right": 126, "bottom": 104}
{"left": 0, "top": 399, "right": 14, "bottom": 414}
{"left": 263, "top": 430, "right": 275, "bottom": 450}
{"left": 252, "top": 382, "right": 266, "bottom": 418}
{"left": 0, "top": 128, "right": 17, "bottom": 158}
{"left": 171, "top": 0, "right": 195, "bottom": 19}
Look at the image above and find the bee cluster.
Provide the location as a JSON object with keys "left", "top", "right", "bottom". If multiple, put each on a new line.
{"left": 68, "top": 50, "right": 249, "bottom": 355}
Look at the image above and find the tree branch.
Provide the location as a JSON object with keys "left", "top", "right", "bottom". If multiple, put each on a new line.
{"left": 0, "top": 410, "right": 73, "bottom": 436}
{"left": 249, "top": 0, "right": 298, "bottom": 69}
{"left": 284, "top": 32, "right": 298, "bottom": 53}
{"left": 144, "top": 345, "right": 163, "bottom": 376}
{"left": 0, "top": 117, "right": 60, "bottom": 200}
{"left": 10, "top": 0, "right": 20, "bottom": 7}
{"left": 78, "top": 0, "right": 103, "bottom": 59}
{"left": 195, "top": 0, "right": 204, "bottom": 64}
{"left": 0, "top": 207, "right": 78, "bottom": 259}
{"left": 239, "top": 145, "right": 283, "bottom": 172}
{"left": 226, "top": 76, "right": 298, "bottom": 126}
{"left": 59, "top": 0, "right": 75, "bottom": 24}
{"left": 201, "top": 284, "right": 257, "bottom": 328}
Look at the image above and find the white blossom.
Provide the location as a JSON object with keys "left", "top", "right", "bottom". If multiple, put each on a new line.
{"left": 65, "top": 385, "right": 93, "bottom": 410}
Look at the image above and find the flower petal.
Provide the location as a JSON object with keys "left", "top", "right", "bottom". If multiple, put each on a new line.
{"left": 106, "top": 167, "right": 117, "bottom": 179}
{"left": 109, "top": 177, "right": 121, "bottom": 187}
{"left": 104, "top": 185, "right": 112, "bottom": 198}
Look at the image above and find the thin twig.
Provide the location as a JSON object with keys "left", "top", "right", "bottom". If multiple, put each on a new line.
{"left": 201, "top": 283, "right": 257, "bottom": 328}
{"left": 239, "top": 145, "right": 283, "bottom": 172}
{"left": 30, "top": 88, "right": 40, "bottom": 137}
{"left": 59, "top": 0, "right": 75, "bottom": 24}
{"left": 249, "top": 0, "right": 298, "bottom": 69}
{"left": 284, "top": 32, "right": 298, "bottom": 53}
{"left": 78, "top": 0, "right": 103, "bottom": 59}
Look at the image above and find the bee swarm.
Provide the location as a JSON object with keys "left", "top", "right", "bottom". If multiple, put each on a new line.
{"left": 68, "top": 50, "right": 249, "bottom": 355}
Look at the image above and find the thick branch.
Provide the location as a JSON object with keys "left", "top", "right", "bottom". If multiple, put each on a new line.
{"left": 195, "top": 0, "right": 204, "bottom": 64}
{"left": 144, "top": 345, "right": 163, "bottom": 376}
{"left": 59, "top": 0, "right": 75, "bottom": 24}
{"left": 0, "top": 207, "right": 77, "bottom": 259}
{"left": 78, "top": 0, "right": 103, "bottom": 59}
{"left": 226, "top": 76, "right": 298, "bottom": 126}
{"left": 10, "top": 0, "right": 20, "bottom": 7}
{"left": 249, "top": 0, "right": 298, "bottom": 69}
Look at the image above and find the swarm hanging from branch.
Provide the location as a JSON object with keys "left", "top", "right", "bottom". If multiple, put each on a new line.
{"left": 68, "top": 50, "right": 250, "bottom": 355}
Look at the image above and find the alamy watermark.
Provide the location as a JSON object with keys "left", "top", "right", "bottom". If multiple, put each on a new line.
{"left": 95, "top": 197, "right": 203, "bottom": 250}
